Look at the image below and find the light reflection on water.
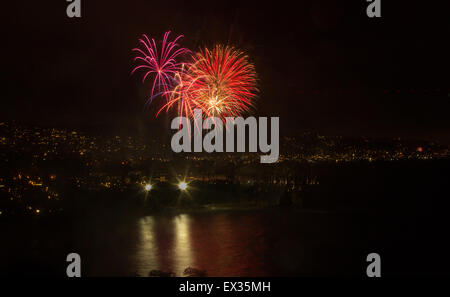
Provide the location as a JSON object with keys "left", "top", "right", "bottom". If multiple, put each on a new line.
{"left": 134, "top": 212, "right": 291, "bottom": 277}
{"left": 174, "top": 215, "right": 193, "bottom": 273}
{"left": 131, "top": 209, "right": 380, "bottom": 277}
{"left": 135, "top": 216, "right": 158, "bottom": 275}
{"left": 1, "top": 210, "right": 382, "bottom": 276}
{"left": 136, "top": 214, "right": 195, "bottom": 276}
{"left": 135, "top": 213, "right": 262, "bottom": 277}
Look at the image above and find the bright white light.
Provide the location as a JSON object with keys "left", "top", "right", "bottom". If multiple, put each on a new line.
{"left": 144, "top": 184, "right": 152, "bottom": 191}
{"left": 178, "top": 181, "right": 188, "bottom": 191}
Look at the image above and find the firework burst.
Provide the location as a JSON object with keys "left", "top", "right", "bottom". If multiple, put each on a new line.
{"left": 131, "top": 31, "right": 189, "bottom": 107}
{"left": 161, "top": 45, "right": 258, "bottom": 119}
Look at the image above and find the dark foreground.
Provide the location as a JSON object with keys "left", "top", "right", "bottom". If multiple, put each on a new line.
{"left": 1, "top": 207, "right": 450, "bottom": 277}
{"left": 1, "top": 160, "right": 450, "bottom": 276}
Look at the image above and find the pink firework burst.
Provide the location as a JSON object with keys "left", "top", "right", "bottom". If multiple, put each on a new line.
{"left": 132, "top": 31, "right": 190, "bottom": 108}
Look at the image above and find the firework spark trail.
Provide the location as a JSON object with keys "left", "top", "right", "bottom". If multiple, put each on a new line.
{"left": 161, "top": 45, "right": 258, "bottom": 120}
{"left": 132, "top": 31, "right": 190, "bottom": 107}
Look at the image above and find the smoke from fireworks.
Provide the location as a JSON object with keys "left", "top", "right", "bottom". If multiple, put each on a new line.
{"left": 131, "top": 31, "right": 189, "bottom": 107}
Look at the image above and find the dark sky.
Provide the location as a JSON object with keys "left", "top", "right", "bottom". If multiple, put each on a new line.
{"left": 1, "top": 0, "right": 449, "bottom": 141}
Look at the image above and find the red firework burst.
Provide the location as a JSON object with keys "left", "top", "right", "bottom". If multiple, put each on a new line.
{"left": 162, "top": 45, "right": 258, "bottom": 119}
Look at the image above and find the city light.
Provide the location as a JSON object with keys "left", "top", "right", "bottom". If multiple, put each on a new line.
{"left": 144, "top": 184, "right": 152, "bottom": 191}
{"left": 178, "top": 181, "right": 188, "bottom": 191}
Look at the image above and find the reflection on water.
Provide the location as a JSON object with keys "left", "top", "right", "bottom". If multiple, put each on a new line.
{"left": 136, "top": 215, "right": 193, "bottom": 276}
{"left": 133, "top": 211, "right": 343, "bottom": 276}
{"left": 174, "top": 215, "right": 193, "bottom": 273}
{"left": 2, "top": 209, "right": 422, "bottom": 276}
{"left": 136, "top": 216, "right": 157, "bottom": 275}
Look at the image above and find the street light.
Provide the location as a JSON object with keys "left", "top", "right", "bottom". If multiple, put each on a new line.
{"left": 178, "top": 181, "right": 188, "bottom": 191}
{"left": 144, "top": 184, "right": 152, "bottom": 191}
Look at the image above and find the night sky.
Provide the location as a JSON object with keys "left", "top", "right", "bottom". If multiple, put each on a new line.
{"left": 1, "top": 0, "right": 448, "bottom": 141}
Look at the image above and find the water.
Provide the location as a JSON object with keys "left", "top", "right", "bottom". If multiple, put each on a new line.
{"left": 1, "top": 209, "right": 449, "bottom": 276}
